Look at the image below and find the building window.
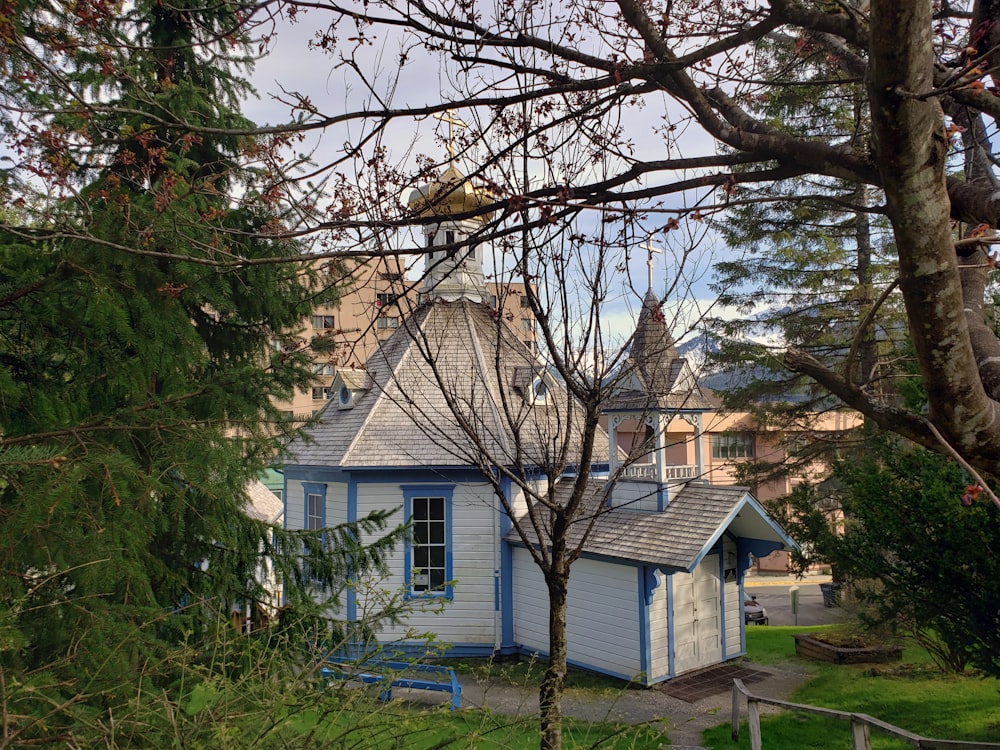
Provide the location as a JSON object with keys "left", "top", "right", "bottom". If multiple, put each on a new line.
{"left": 302, "top": 483, "right": 327, "bottom": 581}
{"left": 306, "top": 492, "right": 324, "bottom": 530}
{"left": 403, "top": 485, "right": 453, "bottom": 598}
{"left": 520, "top": 295, "right": 532, "bottom": 308}
{"left": 377, "top": 316, "right": 399, "bottom": 329}
{"left": 445, "top": 230, "right": 455, "bottom": 244}
{"left": 711, "top": 432, "right": 754, "bottom": 460}
{"left": 312, "top": 315, "right": 335, "bottom": 330}
{"left": 522, "top": 339, "right": 536, "bottom": 353}
{"left": 315, "top": 362, "right": 337, "bottom": 376}
{"left": 520, "top": 318, "right": 534, "bottom": 333}
{"left": 311, "top": 386, "right": 331, "bottom": 400}
{"left": 376, "top": 292, "right": 395, "bottom": 308}
{"left": 426, "top": 232, "right": 436, "bottom": 247}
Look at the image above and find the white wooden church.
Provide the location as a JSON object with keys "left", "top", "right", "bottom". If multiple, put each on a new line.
{"left": 282, "top": 163, "right": 796, "bottom": 686}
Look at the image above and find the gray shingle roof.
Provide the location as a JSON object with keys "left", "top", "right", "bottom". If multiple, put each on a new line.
{"left": 243, "top": 480, "right": 284, "bottom": 525}
{"left": 505, "top": 479, "right": 793, "bottom": 570}
{"left": 286, "top": 298, "right": 593, "bottom": 468}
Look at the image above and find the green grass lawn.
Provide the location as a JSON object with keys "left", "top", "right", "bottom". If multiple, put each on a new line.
{"left": 703, "top": 627, "right": 1000, "bottom": 750}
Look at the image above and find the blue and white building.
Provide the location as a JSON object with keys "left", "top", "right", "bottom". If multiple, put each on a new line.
{"left": 282, "top": 163, "right": 795, "bottom": 685}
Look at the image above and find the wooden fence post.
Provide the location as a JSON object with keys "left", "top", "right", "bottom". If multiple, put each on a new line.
{"left": 732, "top": 681, "right": 741, "bottom": 741}
{"left": 851, "top": 719, "right": 872, "bottom": 750}
{"left": 748, "top": 698, "right": 763, "bottom": 750}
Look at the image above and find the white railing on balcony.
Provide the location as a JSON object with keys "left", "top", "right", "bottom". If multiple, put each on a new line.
{"left": 620, "top": 464, "right": 697, "bottom": 481}
{"left": 665, "top": 465, "right": 696, "bottom": 480}
{"left": 622, "top": 464, "right": 657, "bottom": 479}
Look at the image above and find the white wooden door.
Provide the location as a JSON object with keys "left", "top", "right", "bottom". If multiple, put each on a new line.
{"left": 671, "top": 554, "right": 722, "bottom": 675}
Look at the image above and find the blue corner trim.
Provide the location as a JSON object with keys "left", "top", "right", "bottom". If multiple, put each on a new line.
{"left": 666, "top": 573, "right": 675, "bottom": 679}
{"left": 718, "top": 549, "right": 727, "bottom": 658}
{"left": 638, "top": 567, "right": 650, "bottom": 681}
{"left": 499, "top": 475, "right": 515, "bottom": 651}
{"left": 346, "top": 479, "right": 358, "bottom": 622}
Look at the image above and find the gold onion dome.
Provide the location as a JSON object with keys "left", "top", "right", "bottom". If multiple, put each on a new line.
{"left": 408, "top": 164, "right": 495, "bottom": 222}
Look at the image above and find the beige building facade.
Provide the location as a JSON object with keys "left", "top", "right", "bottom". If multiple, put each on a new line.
{"left": 273, "top": 255, "right": 536, "bottom": 421}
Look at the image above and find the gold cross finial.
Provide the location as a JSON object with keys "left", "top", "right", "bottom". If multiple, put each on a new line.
{"left": 639, "top": 235, "right": 662, "bottom": 291}
{"left": 433, "top": 109, "right": 468, "bottom": 164}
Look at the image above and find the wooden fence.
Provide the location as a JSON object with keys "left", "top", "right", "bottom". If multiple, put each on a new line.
{"left": 731, "top": 679, "right": 1000, "bottom": 750}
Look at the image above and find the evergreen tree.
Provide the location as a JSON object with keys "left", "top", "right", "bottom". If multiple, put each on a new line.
{"left": 706, "top": 34, "right": 904, "bottom": 479}
{"left": 0, "top": 0, "right": 405, "bottom": 738}
{"left": 776, "top": 438, "right": 1000, "bottom": 677}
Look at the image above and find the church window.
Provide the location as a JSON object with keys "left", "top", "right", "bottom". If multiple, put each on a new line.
{"left": 711, "top": 432, "right": 754, "bottom": 460}
{"left": 402, "top": 485, "right": 453, "bottom": 598}
{"left": 531, "top": 376, "right": 549, "bottom": 403}
{"left": 306, "top": 492, "right": 324, "bottom": 530}
{"left": 302, "top": 483, "right": 327, "bottom": 582}
{"left": 445, "top": 230, "right": 455, "bottom": 244}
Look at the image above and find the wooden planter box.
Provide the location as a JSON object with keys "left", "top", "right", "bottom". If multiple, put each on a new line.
{"left": 793, "top": 634, "right": 903, "bottom": 665}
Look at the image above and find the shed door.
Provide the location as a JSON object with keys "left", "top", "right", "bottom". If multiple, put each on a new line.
{"left": 672, "top": 554, "right": 722, "bottom": 675}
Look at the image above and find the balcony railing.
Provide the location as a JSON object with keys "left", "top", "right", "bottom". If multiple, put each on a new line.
{"left": 620, "top": 464, "right": 696, "bottom": 481}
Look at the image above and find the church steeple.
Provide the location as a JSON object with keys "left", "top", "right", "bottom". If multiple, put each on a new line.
{"left": 407, "top": 113, "right": 494, "bottom": 303}
{"left": 603, "top": 240, "right": 711, "bottom": 512}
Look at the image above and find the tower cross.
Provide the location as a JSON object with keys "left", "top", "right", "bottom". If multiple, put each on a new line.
{"left": 639, "top": 236, "right": 662, "bottom": 291}
{"left": 433, "top": 109, "right": 468, "bottom": 164}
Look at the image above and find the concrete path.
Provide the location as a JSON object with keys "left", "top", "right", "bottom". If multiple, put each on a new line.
{"left": 456, "top": 661, "right": 814, "bottom": 747}
{"left": 402, "top": 575, "right": 843, "bottom": 747}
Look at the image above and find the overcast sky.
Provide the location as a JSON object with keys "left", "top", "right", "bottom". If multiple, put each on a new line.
{"left": 243, "top": 8, "right": 745, "bottom": 352}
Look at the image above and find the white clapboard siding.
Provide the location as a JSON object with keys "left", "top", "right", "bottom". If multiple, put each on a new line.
{"left": 285, "top": 479, "right": 348, "bottom": 530}
{"left": 327, "top": 482, "right": 347, "bottom": 527}
{"left": 648, "top": 569, "right": 670, "bottom": 680}
{"left": 724, "top": 578, "right": 742, "bottom": 657}
{"left": 723, "top": 537, "right": 741, "bottom": 657}
{"left": 512, "top": 551, "right": 642, "bottom": 678}
{"left": 355, "top": 482, "right": 499, "bottom": 646}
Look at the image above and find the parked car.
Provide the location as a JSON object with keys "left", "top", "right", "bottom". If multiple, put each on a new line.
{"left": 744, "top": 595, "right": 768, "bottom": 625}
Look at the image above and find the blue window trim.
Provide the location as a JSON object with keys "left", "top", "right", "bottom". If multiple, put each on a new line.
{"left": 303, "top": 483, "right": 327, "bottom": 530}
{"left": 402, "top": 484, "right": 454, "bottom": 600}
{"left": 302, "top": 483, "right": 327, "bottom": 583}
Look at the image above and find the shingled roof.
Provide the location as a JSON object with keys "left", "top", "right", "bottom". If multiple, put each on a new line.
{"left": 505, "top": 479, "right": 795, "bottom": 571}
{"left": 287, "top": 298, "right": 593, "bottom": 469}
{"left": 604, "top": 289, "right": 711, "bottom": 412}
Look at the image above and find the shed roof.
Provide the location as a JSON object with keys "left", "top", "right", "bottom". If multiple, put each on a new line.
{"left": 505, "top": 479, "right": 795, "bottom": 571}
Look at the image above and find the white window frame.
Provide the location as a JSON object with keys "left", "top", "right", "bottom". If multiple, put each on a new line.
{"left": 711, "top": 432, "right": 754, "bottom": 460}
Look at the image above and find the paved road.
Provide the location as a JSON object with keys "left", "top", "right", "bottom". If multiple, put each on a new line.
{"left": 743, "top": 579, "right": 847, "bottom": 627}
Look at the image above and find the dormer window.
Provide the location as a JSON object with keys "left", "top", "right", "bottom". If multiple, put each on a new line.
{"left": 531, "top": 377, "right": 549, "bottom": 403}
{"left": 332, "top": 368, "right": 369, "bottom": 411}
{"left": 338, "top": 384, "right": 352, "bottom": 408}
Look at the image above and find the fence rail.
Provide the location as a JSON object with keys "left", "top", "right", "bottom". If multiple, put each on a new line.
{"left": 731, "top": 679, "right": 1000, "bottom": 750}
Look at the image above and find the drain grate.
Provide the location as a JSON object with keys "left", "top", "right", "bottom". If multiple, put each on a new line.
{"left": 655, "top": 664, "right": 771, "bottom": 703}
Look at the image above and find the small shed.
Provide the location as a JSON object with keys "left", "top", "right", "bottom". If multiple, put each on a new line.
{"left": 507, "top": 479, "right": 795, "bottom": 685}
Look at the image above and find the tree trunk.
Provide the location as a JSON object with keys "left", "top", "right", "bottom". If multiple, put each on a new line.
{"left": 868, "top": 0, "right": 1000, "bottom": 467}
{"left": 540, "top": 559, "right": 569, "bottom": 750}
